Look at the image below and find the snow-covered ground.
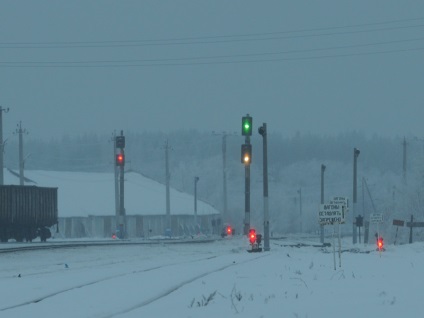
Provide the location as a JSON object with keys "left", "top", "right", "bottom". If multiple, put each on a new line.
{"left": 0, "top": 236, "right": 422, "bottom": 318}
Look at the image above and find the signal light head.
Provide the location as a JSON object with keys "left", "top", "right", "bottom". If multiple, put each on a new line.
{"left": 244, "top": 154, "right": 250, "bottom": 164}
{"left": 377, "top": 237, "right": 384, "bottom": 250}
{"left": 116, "top": 153, "right": 125, "bottom": 166}
{"left": 249, "top": 228, "right": 256, "bottom": 244}
{"left": 256, "top": 234, "right": 262, "bottom": 245}
{"left": 242, "top": 115, "right": 252, "bottom": 136}
{"left": 241, "top": 144, "right": 252, "bottom": 165}
{"left": 227, "top": 226, "right": 232, "bottom": 235}
{"left": 115, "top": 136, "right": 126, "bottom": 148}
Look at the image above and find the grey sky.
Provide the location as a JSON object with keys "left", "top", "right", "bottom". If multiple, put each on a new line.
{"left": 1, "top": 1, "right": 424, "bottom": 140}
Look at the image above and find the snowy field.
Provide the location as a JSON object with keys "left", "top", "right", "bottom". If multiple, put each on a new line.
{"left": 0, "top": 236, "right": 422, "bottom": 318}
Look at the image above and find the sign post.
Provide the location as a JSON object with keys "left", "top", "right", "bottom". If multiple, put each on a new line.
{"left": 329, "top": 197, "right": 348, "bottom": 268}
{"left": 370, "top": 213, "right": 383, "bottom": 254}
{"left": 319, "top": 202, "right": 346, "bottom": 270}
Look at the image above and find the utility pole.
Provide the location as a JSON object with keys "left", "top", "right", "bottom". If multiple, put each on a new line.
{"left": 164, "top": 140, "right": 171, "bottom": 234}
{"left": 403, "top": 137, "right": 407, "bottom": 185}
{"left": 0, "top": 106, "right": 9, "bottom": 185}
{"left": 353, "top": 148, "right": 360, "bottom": 244}
{"left": 213, "top": 131, "right": 236, "bottom": 223}
{"left": 16, "top": 121, "right": 28, "bottom": 186}
{"left": 194, "top": 176, "right": 199, "bottom": 227}
{"left": 259, "top": 123, "right": 270, "bottom": 251}
{"left": 320, "top": 164, "right": 326, "bottom": 243}
{"left": 222, "top": 134, "right": 227, "bottom": 223}
{"left": 298, "top": 187, "right": 302, "bottom": 233}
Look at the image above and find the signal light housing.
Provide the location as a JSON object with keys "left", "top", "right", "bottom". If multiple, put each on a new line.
{"left": 256, "top": 234, "right": 262, "bottom": 245}
{"left": 242, "top": 115, "right": 252, "bottom": 136}
{"left": 377, "top": 237, "right": 384, "bottom": 251}
{"left": 227, "top": 226, "right": 232, "bottom": 235}
{"left": 249, "top": 228, "right": 256, "bottom": 244}
{"left": 116, "top": 153, "right": 125, "bottom": 166}
{"left": 241, "top": 144, "right": 252, "bottom": 165}
{"left": 115, "top": 136, "right": 125, "bottom": 148}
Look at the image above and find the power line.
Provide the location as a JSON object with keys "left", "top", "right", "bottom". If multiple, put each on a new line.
{"left": 1, "top": 36, "right": 423, "bottom": 66}
{"left": 1, "top": 15, "right": 423, "bottom": 68}
{"left": 0, "top": 46, "right": 423, "bottom": 68}
{"left": 1, "top": 17, "right": 424, "bottom": 49}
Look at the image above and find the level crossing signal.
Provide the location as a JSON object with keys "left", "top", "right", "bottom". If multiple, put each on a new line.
{"left": 242, "top": 115, "right": 252, "bottom": 136}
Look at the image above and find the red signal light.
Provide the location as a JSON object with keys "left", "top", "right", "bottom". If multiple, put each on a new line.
{"left": 116, "top": 153, "right": 125, "bottom": 166}
{"left": 249, "top": 229, "right": 256, "bottom": 244}
{"left": 227, "top": 226, "right": 232, "bottom": 235}
{"left": 377, "top": 237, "right": 384, "bottom": 250}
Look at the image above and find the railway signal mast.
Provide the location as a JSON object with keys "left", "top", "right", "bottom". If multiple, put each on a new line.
{"left": 258, "top": 123, "right": 270, "bottom": 251}
{"left": 115, "top": 131, "right": 126, "bottom": 239}
{"left": 241, "top": 114, "right": 252, "bottom": 235}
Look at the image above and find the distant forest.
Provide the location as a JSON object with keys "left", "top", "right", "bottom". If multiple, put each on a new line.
{"left": 5, "top": 130, "right": 424, "bottom": 242}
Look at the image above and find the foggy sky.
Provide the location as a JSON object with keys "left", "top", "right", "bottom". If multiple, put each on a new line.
{"left": 1, "top": 1, "right": 424, "bottom": 140}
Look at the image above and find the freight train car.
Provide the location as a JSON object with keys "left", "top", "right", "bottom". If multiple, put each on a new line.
{"left": 0, "top": 185, "right": 58, "bottom": 242}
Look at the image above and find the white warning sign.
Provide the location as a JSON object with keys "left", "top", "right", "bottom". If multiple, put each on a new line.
{"left": 318, "top": 204, "right": 345, "bottom": 225}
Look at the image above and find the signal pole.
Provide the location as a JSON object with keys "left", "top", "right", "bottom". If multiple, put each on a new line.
{"left": 242, "top": 114, "right": 252, "bottom": 235}
{"left": 259, "top": 123, "right": 270, "bottom": 251}
{"left": 244, "top": 145, "right": 251, "bottom": 235}
{"left": 119, "top": 147, "right": 125, "bottom": 237}
{"left": 112, "top": 132, "right": 119, "bottom": 231}
{"left": 115, "top": 131, "right": 126, "bottom": 238}
{"left": 0, "top": 106, "right": 9, "bottom": 185}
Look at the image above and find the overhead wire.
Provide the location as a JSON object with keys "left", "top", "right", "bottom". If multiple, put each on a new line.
{"left": 0, "top": 16, "right": 423, "bottom": 68}
{"left": 0, "top": 16, "right": 424, "bottom": 48}
{"left": 1, "top": 46, "right": 423, "bottom": 68}
{"left": 0, "top": 36, "right": 423, "bottom": 67}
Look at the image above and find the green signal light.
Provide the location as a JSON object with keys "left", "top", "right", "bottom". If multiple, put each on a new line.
{"left": 242, "top": 115, "right": 252, "bottom": 136}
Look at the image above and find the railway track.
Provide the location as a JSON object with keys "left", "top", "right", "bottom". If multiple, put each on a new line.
{"left": 101, "top": 253, "right": 269, "bottom": 318}
{"left": 0, "top": 253, "right": 222, "bottom": 313}
{"left": 0, "top": 237, "right": 218, "bottom": 254}
{"left": 0, "top": 245, "right": 267, "bottom": 317}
